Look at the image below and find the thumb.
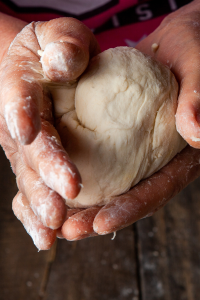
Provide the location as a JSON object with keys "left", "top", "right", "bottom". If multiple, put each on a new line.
{"left": 35, "top": 18, "right": 100, "bottom": 82}
{"left": 176, "top": 73, "right": 200, "bottom": 149}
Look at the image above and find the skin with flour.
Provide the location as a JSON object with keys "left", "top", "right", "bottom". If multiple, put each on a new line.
{"left": 0, "top": 2, "right": 200, "bottom": 248}
{"left": 0, "top": 17, "right": 101, "bottom": 249}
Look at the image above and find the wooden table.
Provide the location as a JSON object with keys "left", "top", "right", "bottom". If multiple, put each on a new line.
{"left": 1, "top": 145, "right": 200, "bottom": 300}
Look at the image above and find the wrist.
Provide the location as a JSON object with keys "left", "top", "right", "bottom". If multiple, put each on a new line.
{"left": 0, "top": 13, "right": 27, "bottom": 63}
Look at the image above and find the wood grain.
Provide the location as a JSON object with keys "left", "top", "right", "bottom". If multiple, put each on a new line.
{"left": 137, "top": 177, "right": 200, "bottom": 300}
{"left": 1, "top": 143, "right": 200, "bottom": 300}
{"left": 0, "top": 146, "right": 50, "bottom": 300}
{"left": 44, "top": 227, "right": 139, "bottom": 300}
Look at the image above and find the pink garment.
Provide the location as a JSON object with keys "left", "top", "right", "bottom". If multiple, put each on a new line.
{"left": 0, "top": 0, "right": 191, "bottom": 50}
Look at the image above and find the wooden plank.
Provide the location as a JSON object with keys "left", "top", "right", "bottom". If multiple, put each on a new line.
{"left": 137, "top": 177, "right": 200, "bottom": 300}
{"left": 0, "top": 146, "right": 50, "bottom": 300}
{"left": 44, "top": 226, "right": 139, "bottom": 300}
{"left": 0, "top": 145, "right": 139, "bottom": 300}
{"left": 2, "top": 134, "right": 199, "bottom": 300}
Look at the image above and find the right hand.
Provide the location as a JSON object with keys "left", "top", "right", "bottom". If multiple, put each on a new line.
{"left": 0, "top": 17, "right": 100, "bottom": 250}
{"left": 59, "top": 1, "right": 200, "bottom": 240}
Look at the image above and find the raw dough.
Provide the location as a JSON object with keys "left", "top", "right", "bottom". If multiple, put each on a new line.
{"left": 52, "top": 47, "right": 187, "bottom": 208}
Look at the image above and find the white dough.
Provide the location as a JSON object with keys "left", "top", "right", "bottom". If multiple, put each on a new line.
{"left": 54, "top": 47, "right": 187, "bottom": 208}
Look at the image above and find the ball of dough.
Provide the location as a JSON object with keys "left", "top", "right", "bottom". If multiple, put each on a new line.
{"left": 55, "top": 47, "right": 187, "bottom": 208}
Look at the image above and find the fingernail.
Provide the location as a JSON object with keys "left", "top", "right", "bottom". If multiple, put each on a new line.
{"left": 5, "top": 105, "right": 19, "bottom": 140}
{"left": 67, "top": 232, "right": 98, "bottom": 241}
{"left": 39, "top": 160, "right": 81, "bottom": 200}
{"left": 5, "top": 105, "right": 30, "bottom": 145}
{"left": 93, "top": 222, "right": 110, "bottom": 235}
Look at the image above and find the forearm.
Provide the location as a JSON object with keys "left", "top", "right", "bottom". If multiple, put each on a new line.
{"left": 0, "top": 13, "right": 27, "bottom": 63}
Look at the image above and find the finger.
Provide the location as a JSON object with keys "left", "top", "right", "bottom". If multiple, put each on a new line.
{"left": 22, "top": 120, "right": 82, "bottom": 200}
{"left": 175, "top": 75, "right": 200, "bottom": 148}
{"left": 166, "top": 43, "right": 200, "bottom": 148}
{"left": 0, "top": 22, "right": 44, "bottom": 145}
{"left": 56, "top": 208, "right": 83, "bottom": 238}
{"left": 136, "top": 20, "right": 200, "bottom": 148}
{"left": 93, "top": 146, "right": 200, "bottom": 235}
{"left": 12, "top": 192, "right": 56, "bottom": 250}
{"left": 35, "top": 18, "right": 100, "bottom": 82}
{"left": 61, "top": 206, "right": 101, "bottom": 241}
{"left": 1, "top": 19, "right": 100, "bottom": 145}
{"left": 15, "top": 156, "right": 67, "bottom": 229}
{"left": 0, "top": 114, "right": 18, "bottom": 161}
{"left": 2, "top": 75, "right": 43, "bottom": 145}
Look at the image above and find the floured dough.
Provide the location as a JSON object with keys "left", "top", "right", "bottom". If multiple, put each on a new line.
{"left": 52, "top": 47, "right": 187, "bottom": 208}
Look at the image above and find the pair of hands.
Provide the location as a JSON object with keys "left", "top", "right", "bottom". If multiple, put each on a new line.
{"left": 1, "top": 1, "right": 200, "bottom": 250}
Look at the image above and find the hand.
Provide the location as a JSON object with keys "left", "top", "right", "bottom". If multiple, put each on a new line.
{"left": 0, "top": 17, "right": 100, "bottom": 249}
{"left": 59, "top": 1, "right": 200, "bottom": 240}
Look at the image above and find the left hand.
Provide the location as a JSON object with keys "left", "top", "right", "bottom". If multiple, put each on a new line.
{"left": 61, "top": 1, "right": 200, "bottom": 240}
{"left": 0, "top": 17, "right": 100, "bottom": 249}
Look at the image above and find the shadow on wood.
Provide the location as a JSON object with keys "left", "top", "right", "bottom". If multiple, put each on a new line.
{"left": 0, "top": 145, "right": 200, "bottom": 300}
